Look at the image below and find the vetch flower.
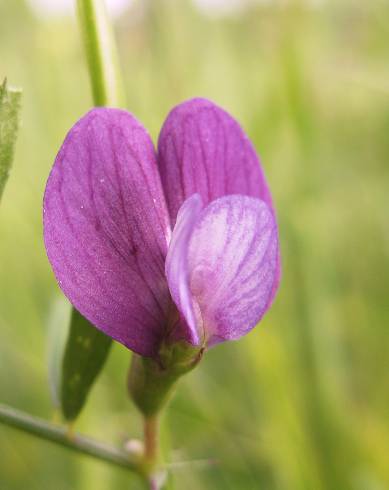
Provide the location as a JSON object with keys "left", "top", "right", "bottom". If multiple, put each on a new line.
{"left": 44, "top": 98, "right": 280, "bottom": 359}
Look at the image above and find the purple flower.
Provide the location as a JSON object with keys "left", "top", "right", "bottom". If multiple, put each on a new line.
{"left": 44, "top": 98, "right": 280, "bottom": 358}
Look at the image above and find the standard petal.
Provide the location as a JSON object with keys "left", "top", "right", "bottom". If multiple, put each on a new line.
{"left": 166, "top": 195, "right": 279, "bottom": 346}
{"left": 157, "top": 98, "right": 274, "bottom": 226}
{"left": 44, "top": 108, "right": 171, "bottom": 357}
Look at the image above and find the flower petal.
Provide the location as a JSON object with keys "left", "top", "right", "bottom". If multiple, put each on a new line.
{"left": 166, "top": 195, "right": 279, "bottom": 346}
{"left": 165, "top": 194, "right": 203, "bottom": 345}
{"left": 44, "top": 108, "right": 171, "bottom": 357}
{"left": 159, "top": 98, "right": 281, "bottom": 325}
{"left": 157, "top": 98, "right": 274, "bottom": 226}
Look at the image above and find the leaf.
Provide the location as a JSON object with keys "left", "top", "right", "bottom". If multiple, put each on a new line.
{"left": 60, "top": 308, "right": 112, "bottom": 421}
{"left": 0, "top": 78, "right": 22, "bottom": 201}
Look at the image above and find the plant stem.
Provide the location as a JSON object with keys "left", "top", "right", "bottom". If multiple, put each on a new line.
{"left": 128, "top": 346, "right": 204, "bottom": 488}
{"left": 143, "top": 415, "right": 163, "bottom": 489}
{"left": 0, "top": 403, "right": 141, "bottom": 474}
{"left": 144, "top": 415, "right": 159, "bottom": 464}
{"left": 0, "top": 403, "right": 215, "bottom": 479}
{"left": 77, "top": 0, "right": 124, "bottom": 107}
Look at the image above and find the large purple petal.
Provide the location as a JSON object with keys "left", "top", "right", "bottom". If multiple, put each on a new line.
{"left": 165, "top": 194, "right": 279, "bottom": 346}
{"left": 157, "top": 98, "right": 273, "bottom": 225}
{"left": 44, "top": 108, "right": 171, "bottom": 357}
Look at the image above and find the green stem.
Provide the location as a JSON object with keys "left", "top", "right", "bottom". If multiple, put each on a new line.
{"left": 144, "top": 415, "right": 165, "bottom": 490}
{"left": 128, "top": 345, "right": 204, "bottom": 487}
{"left": 144, "top": 415, "right": 160, "bottom": 464}
{"left": 77, "top": 0, "right": 124, "bottom": 107}
{"left": 0, "top": 403, "right": 142, "bottom": 474}
{"left": 0, "top": 403, "right": 215, "bottom": 480}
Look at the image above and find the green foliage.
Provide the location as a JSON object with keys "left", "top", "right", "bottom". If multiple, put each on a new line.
{"left": 60, "top": 308, "right": 112, "bottom": 421}
{"left": 0, "top": 78, "right": 21, "bottom": 201}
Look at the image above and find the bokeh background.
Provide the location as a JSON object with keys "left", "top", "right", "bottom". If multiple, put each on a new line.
{"left": 1, "top": 0, "right": 389, "bottom": 488}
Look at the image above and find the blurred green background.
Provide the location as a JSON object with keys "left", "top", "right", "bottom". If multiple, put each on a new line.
{"left": 1, "top": 0, "right": 389, "bottom": 488}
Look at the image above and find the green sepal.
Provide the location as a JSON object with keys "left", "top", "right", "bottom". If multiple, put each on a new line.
{"left": 0, "top": 78, "right": 22, "bottom": 201}
{"left": 128, "top": 341, "right": 203, "bottom": 417}
{"left": 60, "top": 308, "right": 112, "bottom": 421}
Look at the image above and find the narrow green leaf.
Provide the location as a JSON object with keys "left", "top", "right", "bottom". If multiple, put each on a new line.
{"left": 61, "top": 308, "right": 112, "bottom": 421}
{"left": 0, "top": 78, "right": 22, "bottom": 201}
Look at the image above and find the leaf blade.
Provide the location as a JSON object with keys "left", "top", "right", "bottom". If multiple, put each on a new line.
{"left": 60, "top": 308, "right": 112, "bottom": 421}
{"left": 0, "top": 78, "right": 22, "bottom": 201}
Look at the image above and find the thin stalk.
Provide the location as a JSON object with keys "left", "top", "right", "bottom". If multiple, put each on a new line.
{"left": 144, "top": 415, "right": 160, "bottom": 464}
{"left": 77, "top": 0, "right": 125, "bottom": 107}
{"left": 0, "top": 403, "right": 215, "bottom": 479}
{"left": 0, "top": 403, "right": 141, "bottom": 474}
{"left": 143, "top": 415, "right": 163, "bottom": 489}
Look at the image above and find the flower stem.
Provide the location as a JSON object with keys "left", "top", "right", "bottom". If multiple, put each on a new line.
{"left": 144, "top": 414, "right": 159, "bottom": 464}
{"left": 0, "top": 403, "right": 141, "bottom": 474}
{"left": 77, "top": 0, "right": 125, "bottom": 107}
{"left": 144, "top": 415, "right": 163, "bottom": 489}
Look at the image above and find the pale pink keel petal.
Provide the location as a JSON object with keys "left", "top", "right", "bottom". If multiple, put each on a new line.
{"left": 189, "top": 196, "right": 279, "bottom": 344}
{"left": 166, "top": 195, "right": 279, "bottom": 346}
{"left": 44, "top": 108, "right": 171, "bottom": 357}
{"left": 157, "top": 98, "right": 273, "bottom": 226}
{"left": 165, "top": 194, "right": 203, "bottom": 345}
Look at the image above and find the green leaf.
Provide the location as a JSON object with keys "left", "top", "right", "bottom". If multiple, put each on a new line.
{"left": 0, "top": 78, "right": 22, "bottom": 201}
{"left": 60, "top": 308, "right": 112, "bottom": 421}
